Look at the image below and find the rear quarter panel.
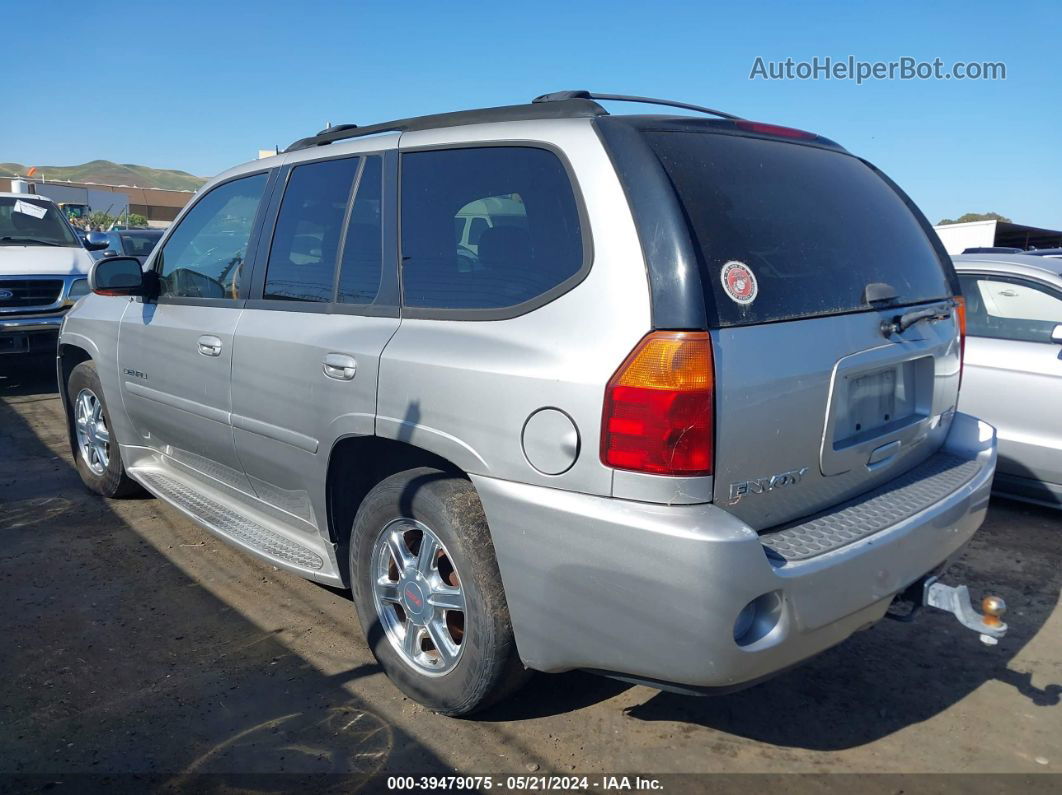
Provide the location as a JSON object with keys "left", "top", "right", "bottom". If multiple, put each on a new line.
{"left": 377, "top": 119, "right": 651, "bottom": 496}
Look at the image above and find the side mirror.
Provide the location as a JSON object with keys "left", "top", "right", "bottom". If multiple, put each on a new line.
{"left": 85, "top": 231, "right": 111, "bottom": 252}
{"left": 1052, "top": 324, "right": 1062, "bottom": 345}
{"left": 90, "top": 257, "right": 152, "bottom": 297}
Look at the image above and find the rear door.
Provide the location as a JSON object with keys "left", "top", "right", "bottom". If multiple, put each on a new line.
{"left": 643, "top": 131, "right": 961, "bottom": 529}
{"left": 119, "top": 171, "right": 271, "bottom": 493}
{"left": 229, "top": 148, "right": 400, "bottom": 533}
{"left": 957, "top": 271, "right": 1062, "bottom": 491}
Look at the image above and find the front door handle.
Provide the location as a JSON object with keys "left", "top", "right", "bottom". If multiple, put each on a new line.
{"left": 322, "top": 353, "right": 357, "bottom": 381}
{"left": 197, "top": 335, "right": 223, "bottom": 357}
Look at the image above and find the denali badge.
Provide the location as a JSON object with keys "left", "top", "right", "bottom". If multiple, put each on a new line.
{"left": 729, "top": 467, "right": 809, "bottom": 503}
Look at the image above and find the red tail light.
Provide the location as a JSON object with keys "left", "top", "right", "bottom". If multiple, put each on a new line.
{"left": 955, "top": 296, "right": 967, "bottom": 390}
{"left": 601, "top": 331, "right": 714, "bottom": 476}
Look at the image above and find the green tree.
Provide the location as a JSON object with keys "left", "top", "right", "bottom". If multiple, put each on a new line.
{"left": 85, "top": 211, "right": 150, "bottom": 229}
{"left": 937, "top": 211, "right": 1012, "bottom": 225}
{"left": 87, "top": 211, "right": 117, "bottom": 230}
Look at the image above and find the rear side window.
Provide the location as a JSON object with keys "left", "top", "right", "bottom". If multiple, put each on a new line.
{"left": 265, "top": 157, "right": 359, "bottom": 302}
{"left": 400, "top": 147, "right": 585, "bottom": 312}
{"left": 644, "top": 132, "right": 952, "bottom": 326}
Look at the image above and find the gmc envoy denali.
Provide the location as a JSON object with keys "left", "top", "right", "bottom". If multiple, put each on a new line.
{"left": 60, "top": 91, "right": 1006, "bottom": 715}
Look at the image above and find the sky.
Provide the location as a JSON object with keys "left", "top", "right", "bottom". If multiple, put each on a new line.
{"left": 3, "top": 0, "right": 1059, "bottom": 228}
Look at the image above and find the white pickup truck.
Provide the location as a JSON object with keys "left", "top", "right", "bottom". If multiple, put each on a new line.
{"left": 0, "top": 193, "right": 108, "bottom": 355}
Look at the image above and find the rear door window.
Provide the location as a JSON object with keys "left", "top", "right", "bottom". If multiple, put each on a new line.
{"left": 400, "top": 146, "right": 586, "bottom": 313}
{"left": 959, "top": 274, "right": 1062, "bottom": 343}
{"left": 337, "top": 155, "right": 384, "bottom": 305}
{"left": 644, "top": 132, "right": 952, "bottom": 326}
{"left": 264, "top": 156, "right": 360, "bottom": 302}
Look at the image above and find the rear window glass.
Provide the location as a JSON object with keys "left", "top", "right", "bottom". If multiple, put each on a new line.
{"left": 400, "top": 146, "right": 585, "bottom": 312}
{"left": 644, "top": 132, "right": 952, "bottom": 326}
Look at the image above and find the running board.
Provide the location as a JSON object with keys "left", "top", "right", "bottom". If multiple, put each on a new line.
{"left": 134, "top": 469, "right": 326, "bottom": 572}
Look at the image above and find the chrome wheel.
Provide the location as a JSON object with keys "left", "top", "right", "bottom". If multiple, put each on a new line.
{"left": 371, "top": 518, "right": 465, "bottom": 676}
{"left": 74, "top": 388, "right": 110, "bottom": 476}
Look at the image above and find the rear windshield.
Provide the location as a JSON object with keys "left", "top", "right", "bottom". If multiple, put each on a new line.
{"left": 644, "top": 131, "right": 952, "bottom": 326}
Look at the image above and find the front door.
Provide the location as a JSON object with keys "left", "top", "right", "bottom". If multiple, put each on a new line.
{"left": 119, "top": 171, "right": 272, "bottom": 493}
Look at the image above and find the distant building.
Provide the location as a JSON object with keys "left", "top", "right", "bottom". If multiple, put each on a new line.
{"left": 934, "top": 219, "right": 1062, "bottom": 255}
{"left": 0, "top": 176, "right": 193, "bottom": 227}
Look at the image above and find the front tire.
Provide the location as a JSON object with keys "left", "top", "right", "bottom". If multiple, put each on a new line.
{"left": 350, "top": 467, "right": 529, "bottom": 716}
{"left": 66, "top": 361, "right": 141, "bottom": 498}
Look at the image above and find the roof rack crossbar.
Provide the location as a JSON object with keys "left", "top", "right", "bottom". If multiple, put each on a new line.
{"left": 532, "top": 90, "right": 742, "bottom": 120}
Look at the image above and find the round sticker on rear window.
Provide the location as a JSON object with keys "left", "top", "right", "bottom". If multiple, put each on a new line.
{"left": 720, "top": 261, "right": 758, "bottom": 305}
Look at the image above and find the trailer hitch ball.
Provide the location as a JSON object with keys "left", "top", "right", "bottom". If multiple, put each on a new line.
{"left": 980, "top": 595, "right": 1007, "bottom": 643}
{"left": 982, "top": 595, "right": 1006, "bottom": 624}
{"left": 923, "top": 578, "right": 1008, "bottom": 645}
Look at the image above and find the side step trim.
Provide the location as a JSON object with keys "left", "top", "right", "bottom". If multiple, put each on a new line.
{"left": 759, "top": 452, "right": 982, "bottom": 563}
{"left": 135, "top": 469, "right": 325, "bottom": 572}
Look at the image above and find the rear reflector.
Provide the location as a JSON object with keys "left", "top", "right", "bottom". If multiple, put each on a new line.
{"left": 734, "top": 120, "right": 818, "bottom": 140}
{"left": 601, "top": 331, "right": 714, "bottom": 476}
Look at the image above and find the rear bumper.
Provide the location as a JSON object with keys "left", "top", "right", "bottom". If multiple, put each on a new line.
{"left": 472, "top": 412, "right": 996, "bottom": 689}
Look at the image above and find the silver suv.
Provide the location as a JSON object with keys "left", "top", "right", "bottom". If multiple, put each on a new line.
{"left": 61, "top": 92, "right": 1005, "bottom": 715}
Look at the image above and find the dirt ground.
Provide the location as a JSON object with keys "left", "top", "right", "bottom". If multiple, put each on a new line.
{"left": 1, "top": 353, "right": 1059, "bottom": 791}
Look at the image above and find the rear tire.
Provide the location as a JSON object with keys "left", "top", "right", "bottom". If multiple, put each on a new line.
{"left": 66, "top": 361, "right": 141, "bottom": 498}
{"left": 350, "top": 467, "right": 529, "bottom": 716}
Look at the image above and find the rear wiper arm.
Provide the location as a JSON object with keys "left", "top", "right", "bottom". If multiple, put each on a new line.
{"left": 881, "top": 301, "right": 955, "bottom": 336}
{"left": 0, "top": 236, "right": 61, "bottom": 247}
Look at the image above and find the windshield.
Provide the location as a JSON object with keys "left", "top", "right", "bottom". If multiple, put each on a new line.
{"left": 643, "top": 132, "right": 953, "bottom": 326}
{"left": 0, "top": 197, "right": 80, "bottom": 247}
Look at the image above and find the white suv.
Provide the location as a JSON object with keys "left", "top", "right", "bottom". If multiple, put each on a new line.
{"left": 0, "top": 193, "right": 107, "bottom": 355}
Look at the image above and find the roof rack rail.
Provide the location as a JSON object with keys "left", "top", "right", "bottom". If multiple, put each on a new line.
{"left": 532, "top": 90, "right": 742, "bottom": 120}
{"left": 285, "top": 98, "right": 608, "bottom": 152}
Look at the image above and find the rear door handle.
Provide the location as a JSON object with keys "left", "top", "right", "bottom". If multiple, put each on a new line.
{"left": 197, "top": 335, "right": 223, "bottom": 357}
{"left": 322, "top": 353, "right": 357, "bottom": 381}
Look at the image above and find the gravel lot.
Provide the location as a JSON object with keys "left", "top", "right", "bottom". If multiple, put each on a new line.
{"left": 1, "top": 353, "right": 1059, "bottom": 791}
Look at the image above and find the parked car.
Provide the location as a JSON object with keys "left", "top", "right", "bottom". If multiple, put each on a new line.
{"left": 0, "top": 193, "right": 108, "bottom": 355}
{"left": 954, "top": 253, "right": 1062, "bottom": 507}
{"left": 60, "top": 91, "right": 1004, "bottom": 715}
{"left": 89, "top": 228, "right": 164, "bottom": 263}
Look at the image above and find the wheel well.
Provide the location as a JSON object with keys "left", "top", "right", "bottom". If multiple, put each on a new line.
{"left": 326, "top": 436, "right": 461, "bottom": 549}
{"left": 57, "top": 344, "right": 93, "bottom": 453}
{"left": 58, "top": 343, "right": 92, "bottom": 389}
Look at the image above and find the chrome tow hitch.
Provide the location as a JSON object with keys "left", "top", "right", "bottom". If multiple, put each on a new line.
{"left": 923, "top": 576, "right": 1007, "bottom": 645}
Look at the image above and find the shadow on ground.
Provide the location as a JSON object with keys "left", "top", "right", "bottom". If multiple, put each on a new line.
{"left": 0, "top": 359, "right": 449, "bottom": 789}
